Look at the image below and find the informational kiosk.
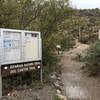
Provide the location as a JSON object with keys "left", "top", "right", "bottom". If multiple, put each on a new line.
{"left": 99, "top": 30, "right": 100, "bottom": 40}
{"left": 0, "top": 28, "right": 42, "bottom": 98}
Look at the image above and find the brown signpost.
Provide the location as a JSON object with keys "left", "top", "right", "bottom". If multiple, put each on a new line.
{"left": 1, "top": 61, "right": 41, "bottom": 77}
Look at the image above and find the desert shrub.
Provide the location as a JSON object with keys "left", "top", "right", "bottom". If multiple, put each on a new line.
{"left": 74, "top": 53, "right": 83, "bottom": 61}
{"left": 88, "top": 33, "right": 98, "bottom": 43}
{"left": 79, "top": 35, "right": 89, "bottom": 44}
{"left": 60, "top": 34, "right": 75, "bottom": 51}
{"left": 42, "top": 42, "right": 59, "bottom": 82}
{"left": 54, "top": 95, "right": 63, "bottom": 100}
{"left": 79, "top": 33, "right": 98, "bottom": 44}
{"left": 43, "top": 42, "right": 59, "bottom": 67}
{"left": 82, "top": 40, "right": 100, "bottom": 76}
{"left": 2, "top": 71, "right": 41, "bottom": 95}
{"left": 42, "top": 34, "right": 75, "bottom": 82}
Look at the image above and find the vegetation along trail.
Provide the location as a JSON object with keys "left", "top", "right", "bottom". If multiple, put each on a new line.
{"left": 61, "top": 43, "right": 100, "bottom": 100}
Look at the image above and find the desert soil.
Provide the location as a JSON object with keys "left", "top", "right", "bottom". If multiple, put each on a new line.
{"left": 1, "top": 84, "right": 56, "bottom": 100}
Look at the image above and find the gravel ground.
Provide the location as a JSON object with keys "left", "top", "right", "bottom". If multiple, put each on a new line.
{"left": 1, "top": 85, "right": 56, "bottom": 100}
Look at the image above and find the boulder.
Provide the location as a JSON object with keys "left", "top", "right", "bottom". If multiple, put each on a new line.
{"left": 56, "top": 89, "right": 61, "bottom": 94}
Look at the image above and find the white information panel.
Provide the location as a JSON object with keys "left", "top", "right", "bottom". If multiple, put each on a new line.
{"left": 99, "top": 30, "right": 100, "bottom": 40}
{"left": 3, "top": 31, "right": 21, "bottom": 62}
{"left": 24, "top": 33, "right": 38, "bottom": 61}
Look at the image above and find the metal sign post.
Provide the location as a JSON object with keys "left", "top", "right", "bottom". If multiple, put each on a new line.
{"left": 0, "top": 67, "right": 2, "bottom": 99}
{"left": 0, "top": 32, "right": 2, "bottom": 99}
{"left": 40, "top": 63, "right": 43, "bottom": 83}
{"left": 40, "top": 39, "right": 43, "bottom": 83}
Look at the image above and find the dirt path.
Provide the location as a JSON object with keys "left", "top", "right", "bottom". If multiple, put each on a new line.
{"left": 61, "top": 43, "right": 100, "bottom": 100}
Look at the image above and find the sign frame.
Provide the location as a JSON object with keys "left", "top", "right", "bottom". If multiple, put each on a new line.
{"left": 0, "top": 28, "right": 42, "bottom": 99}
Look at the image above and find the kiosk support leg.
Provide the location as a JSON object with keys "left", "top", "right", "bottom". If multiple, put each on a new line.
{"left": 40, "top": 64, "right": 43, "bottom": 83}
{"left": 0, "top": 67, "right": 2, "bottom": 99}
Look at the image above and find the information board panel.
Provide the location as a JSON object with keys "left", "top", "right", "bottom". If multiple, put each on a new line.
{"left": 3, "top": 31, "right": 21, "bottom": 62}
{"left": 24, "top": 33, "right": 38, "bottom": 61}
{"left": 0, "top": 28, "right": 42, "bottom": 69}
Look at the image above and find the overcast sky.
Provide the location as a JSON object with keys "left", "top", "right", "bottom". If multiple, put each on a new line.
{"left": 71, "top": 0, "right": 100, "bottom": 9}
